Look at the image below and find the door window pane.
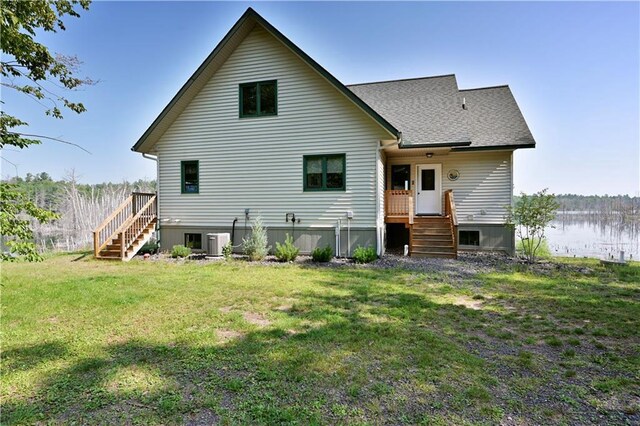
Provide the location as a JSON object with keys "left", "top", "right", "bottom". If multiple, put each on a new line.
{"left": 391, "top": 165, "right": 410, "bottom": 190}
{"left": 421, "top": 169, "right": 435, "bottom": 191}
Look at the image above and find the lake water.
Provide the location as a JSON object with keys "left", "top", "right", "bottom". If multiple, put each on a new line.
{"left": 544, "top": 213, "right": 639, "bottom": 260}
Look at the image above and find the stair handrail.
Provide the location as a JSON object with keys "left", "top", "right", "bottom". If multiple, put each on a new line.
{"left": 444, "top": 190, "right": 458, "bottom": 226}
{"left": 93, "top": 195, "right": 134, "bottom": 257}
{"left": 122, "top": 194, "right": 157, "bottom": 237}
{"left": 101, "top": 203, "right": 148, "bottom": 254}
{"left": 444, "top": 190, "right": 458, "bottom": 257}
{"left": 120, "top": 194, "right": 157, "bottom": 258}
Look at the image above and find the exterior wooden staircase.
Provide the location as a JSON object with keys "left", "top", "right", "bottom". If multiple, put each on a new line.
{"left": 93, "top": 192, "right": 157, "bottom": 261}
{"left": 410, "top": 190, "right": 459, "bottom": 259}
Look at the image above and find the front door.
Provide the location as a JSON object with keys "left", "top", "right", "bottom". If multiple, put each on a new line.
{"left": 416, "top": 164, "right": 442, "bottom": 215}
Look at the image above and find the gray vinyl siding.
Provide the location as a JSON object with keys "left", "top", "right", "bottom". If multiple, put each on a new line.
{"left": 153, "top": 25, "right": 389, "bottom": 230}
{"left": 386, "top": 151, "right": 513, "bottom": 224}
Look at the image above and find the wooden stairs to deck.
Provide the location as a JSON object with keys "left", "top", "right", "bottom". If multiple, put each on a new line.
{"left": 411, "top": 216, "right": 456, "bottom": 258}
{"left": 409, "top": 190, "right": 459, "bottom": 259}
{"left": 93, "top": 192, "right": 157, "bottom": 261}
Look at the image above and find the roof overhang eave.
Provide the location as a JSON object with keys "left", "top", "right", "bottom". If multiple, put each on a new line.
{"left": 451, "top": 142, "right": 536, "bottom": 152}
{"left": 398, "top": 140, "right": 472, "bottom": 149}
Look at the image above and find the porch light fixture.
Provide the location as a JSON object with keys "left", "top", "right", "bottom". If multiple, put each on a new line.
{"left": 426, "top": 152, "right": 433, "bottom": 158}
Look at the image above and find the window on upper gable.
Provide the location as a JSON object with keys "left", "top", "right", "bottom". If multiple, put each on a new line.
{"left": 240, "top": 80, "right": 277, "bottom": 117}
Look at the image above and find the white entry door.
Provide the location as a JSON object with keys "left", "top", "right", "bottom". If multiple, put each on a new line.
{"left": 416, "top": 164, "right": 442, "bottom": 215}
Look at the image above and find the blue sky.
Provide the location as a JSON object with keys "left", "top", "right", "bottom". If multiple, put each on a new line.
{"left": 2, "top": 1, "right": 639, "bottom": 195}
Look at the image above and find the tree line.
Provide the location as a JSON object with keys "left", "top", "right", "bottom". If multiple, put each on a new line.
{"left": 514, "top": 193, "right": 639, "bottom": 221}
{"left": 2, "top": 172, "right": 156, "bottom": 252}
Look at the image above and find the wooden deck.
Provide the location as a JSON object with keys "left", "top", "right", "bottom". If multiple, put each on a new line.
{"left": 384, "top": 189, "right": 458, "bottom": 258}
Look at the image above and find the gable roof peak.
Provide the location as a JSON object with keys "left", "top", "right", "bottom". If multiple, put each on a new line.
{"left": 131, "top": 7, "right": 399, "bottom": 153}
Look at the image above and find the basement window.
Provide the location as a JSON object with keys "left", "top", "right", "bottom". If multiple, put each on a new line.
{"left": 459, "top": 230, "right": 480, "bottom": 246}
{"left": 303, "top": 154, "right": 346, "bottom": 191}
{"left": 240, "top": 80, "right": 277, "bottom": 117}
{"left": 181, "top": 161, "right": 199, "bottom": 194}
{"left": 184, "top": 233, "right": 202, "bottom": 250}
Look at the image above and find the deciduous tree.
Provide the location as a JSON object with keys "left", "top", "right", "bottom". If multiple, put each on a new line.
{"left": 1, "top": 0, "right": 93, "bottom": 260}
{"left": 507, "top": 189, "right": 559, "bottom": 263}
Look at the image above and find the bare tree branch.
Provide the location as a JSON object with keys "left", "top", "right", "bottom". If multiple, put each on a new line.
{"left": 1, "top": 156, "right": 19, "bottom": 175}
{"left": 8, "top": 132, "right": 92, "bottom": 154}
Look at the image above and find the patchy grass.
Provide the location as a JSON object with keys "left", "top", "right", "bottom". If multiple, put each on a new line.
{"left": 1, "top": 254, "right": 639, "bottom": 425}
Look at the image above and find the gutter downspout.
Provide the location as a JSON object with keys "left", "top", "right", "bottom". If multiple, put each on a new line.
{"left": 376, "top": 137, "right": 402, "bottom": 257}
{"left": 141, "top": 153, "right": 159, "bottom": 249}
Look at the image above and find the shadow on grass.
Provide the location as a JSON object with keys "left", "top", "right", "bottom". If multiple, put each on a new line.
{"left": 2, "top": 271, "right": 495, "bottom": 425}
{"left": 3, "top": 265, "right": 637, "bottom": 424}
{"left": 2, "top": 341, "right": 68, "bottom": 374}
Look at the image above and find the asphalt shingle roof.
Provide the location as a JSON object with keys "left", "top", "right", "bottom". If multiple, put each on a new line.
{"left": 347, "top": 75, "right": 535, "bottom": 149}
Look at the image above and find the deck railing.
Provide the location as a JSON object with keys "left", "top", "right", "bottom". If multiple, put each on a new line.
{"left": 385, "top": 190, "right": 414, "bottom": 224}
{"left": 444, "top": 190, "right": 458, "bottom": 255}
{"left": 93, "top": 192, "right": 156, "bottom": 257}
{"left": 119, "top": 195, "right": 157, "bottom": 258}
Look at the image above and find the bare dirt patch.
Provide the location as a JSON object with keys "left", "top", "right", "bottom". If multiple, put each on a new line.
{"left": 452, "top": 296, "right": 484, "bottom": 310}
{"left": 242, "top": 312, "right": 271, "bottom": 327}
{"left": 184, "top": 409, "right": 220, "bottom": 425}
{"left": 274, "top": 304, "right": 293, "bottom": 312}
{"left": 216, "top": 329, "right": 244, "bottom": 341}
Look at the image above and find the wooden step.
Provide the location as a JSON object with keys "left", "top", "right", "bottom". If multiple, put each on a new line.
{"left": 410, "top": 214, "right": 456, "bottom": 258}
{"left": 412, "top": 241, "right": 454, "bottom": 249}
{"left": 413, "top": 243, "right": 455, "bottom": 252}
{"left": 98, "top": 253, "right": 121, "bottom": 259}
{"left": 412, "top": 251, "right": 456, "bottom": 259}
{"left": 413, "top": 233, "right": 452, "bottom": 239}
{"left": 413, "top": 223, "right": 451, "bottom": 228}
{"left": 414, "top": 216, "right": 449, "bottom": 221}
{"left": 412, "top": 231, "right": 452, "bottom": 238}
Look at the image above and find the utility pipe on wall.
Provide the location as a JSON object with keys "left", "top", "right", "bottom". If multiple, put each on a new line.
{"left": 376, "top": 139, "right": 401, "bottom": 256}
{"left": 141, "top": 153, "right": 159, "bottom": 247}
{"left": 336, "top": 218, "right": 341, "bottom": 258}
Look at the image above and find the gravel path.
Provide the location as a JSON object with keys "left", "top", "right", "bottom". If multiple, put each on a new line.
{"left": 143, "top": 250, "right": 593, "bottom": 279}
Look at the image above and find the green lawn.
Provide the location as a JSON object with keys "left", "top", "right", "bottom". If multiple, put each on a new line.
{"left": 2, "top": 254, "right": 639, "bottom": 425}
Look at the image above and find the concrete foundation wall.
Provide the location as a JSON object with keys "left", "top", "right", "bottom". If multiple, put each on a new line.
{"left": 160, "top": 225, "right": 376, "bottom": 257}
{"left": 457, "top": 224, "right": 515, "bottom": 254}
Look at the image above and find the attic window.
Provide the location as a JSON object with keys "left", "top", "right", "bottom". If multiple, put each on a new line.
{"left": 240, "top": 80, "right": 277, "bottom": 117}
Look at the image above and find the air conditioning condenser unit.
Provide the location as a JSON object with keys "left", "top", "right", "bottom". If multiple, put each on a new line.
{"left": 207, "top": 233, "right": 230, "bottom": 256}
